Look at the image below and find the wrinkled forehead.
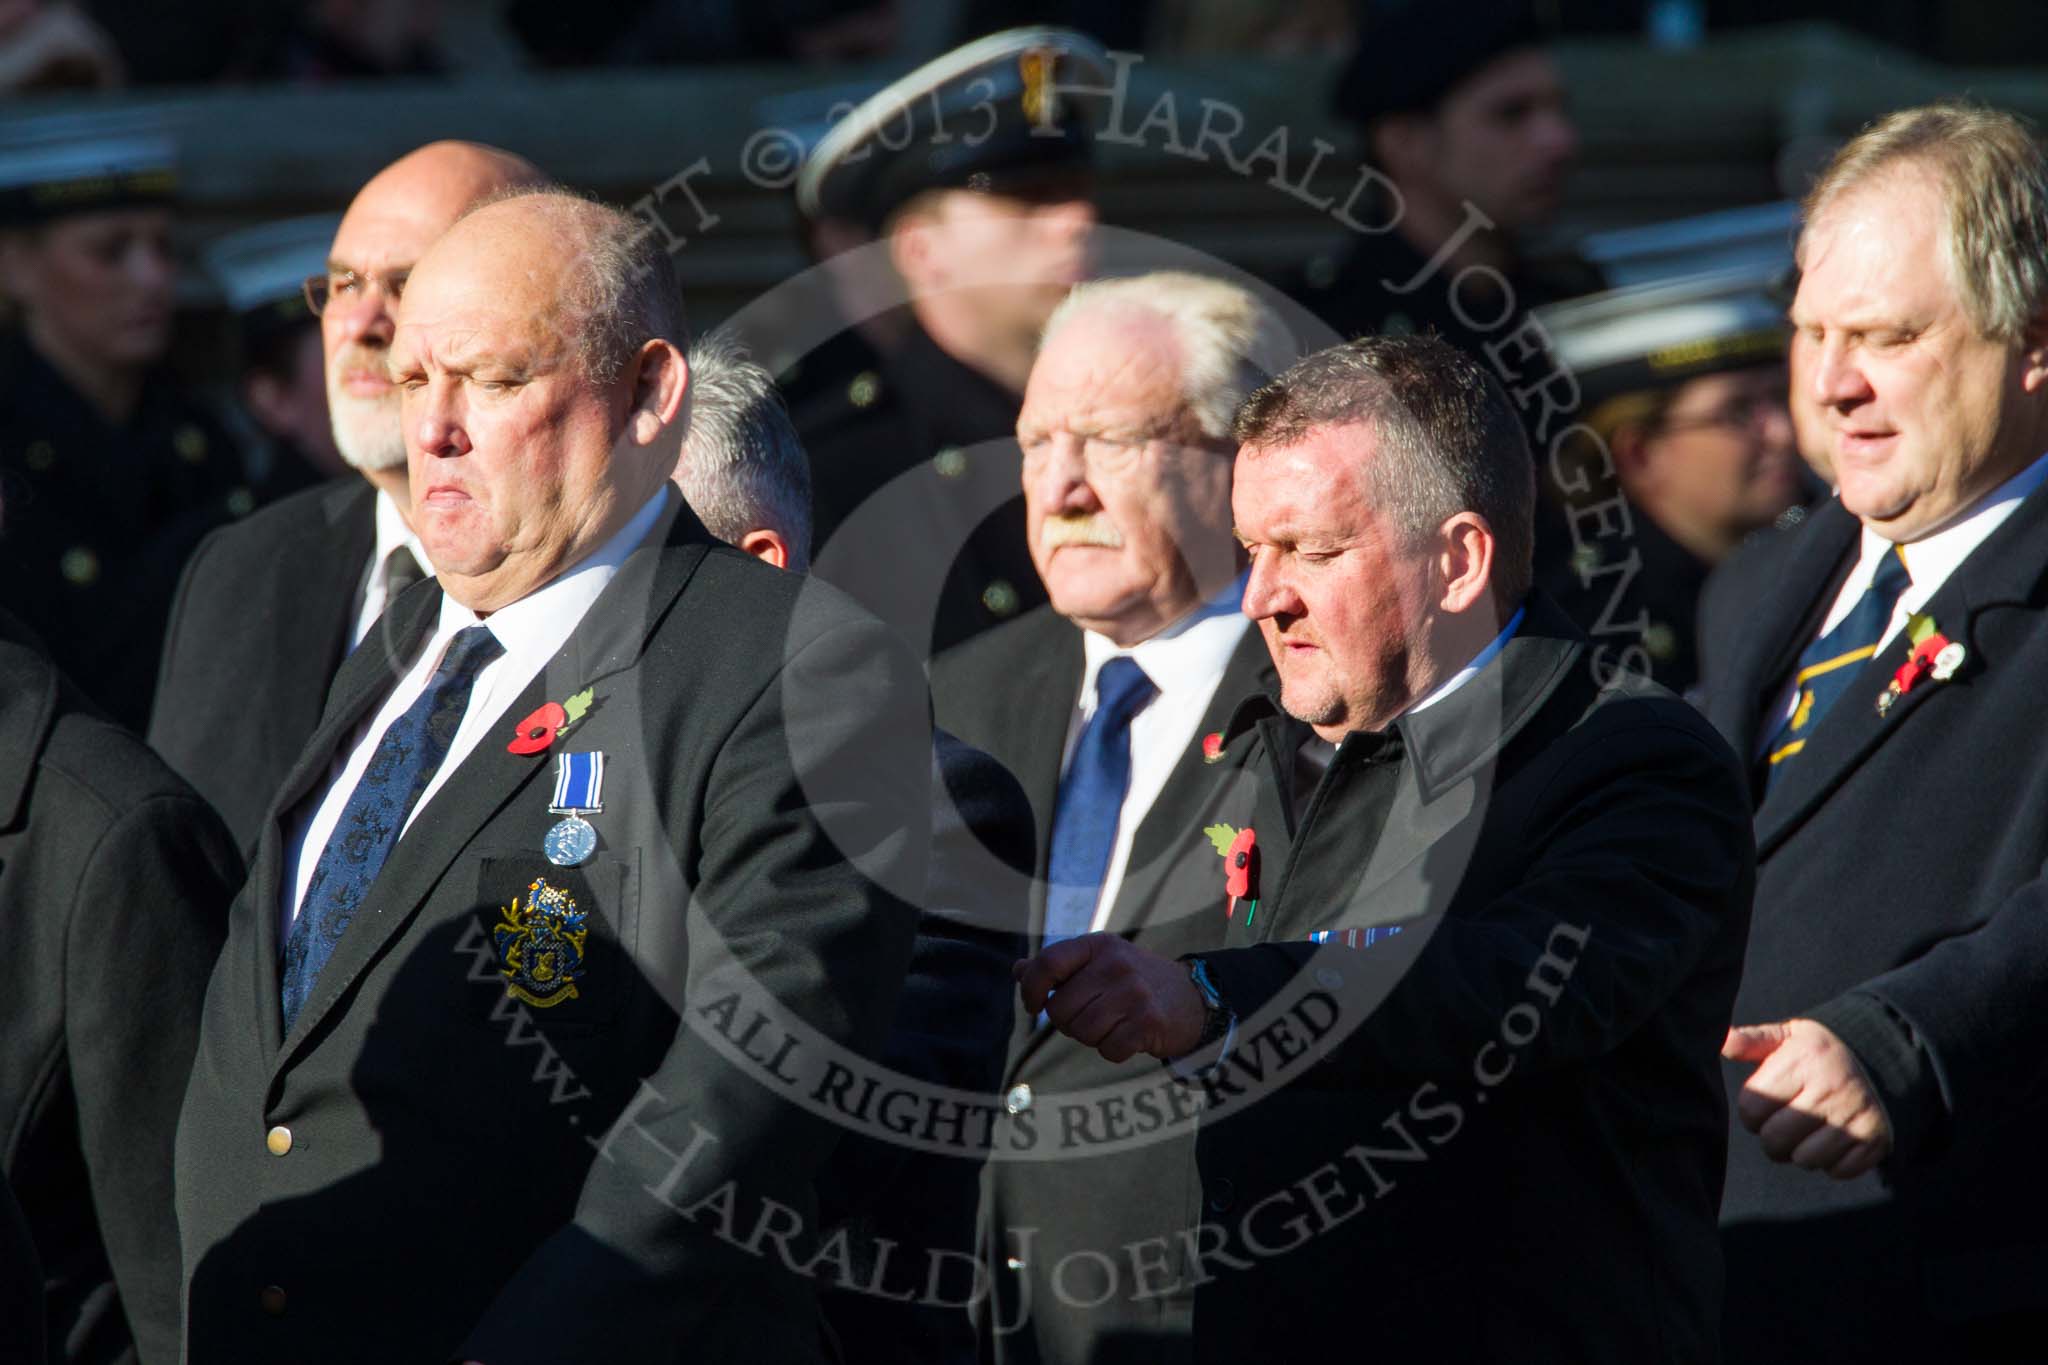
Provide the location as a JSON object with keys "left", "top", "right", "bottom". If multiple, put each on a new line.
{"left": 329, "top": 196, "right": 458, "bottom": 276}
{"left": 1026, "top": 312, "right": 1187, "bottom": 423}
{"left": 1236, "top": 425, "right": 1376, "bottom": 510}
{"left": 393, "top": 279, "right": 571, "bottom": 374}
{"left": 1798, "top": 167, "right": 1949, "bottom": 276}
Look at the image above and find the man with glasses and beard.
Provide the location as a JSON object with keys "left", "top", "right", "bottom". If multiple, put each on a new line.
{"left": 150, "top": 140, "right": 545, "bottom": 849}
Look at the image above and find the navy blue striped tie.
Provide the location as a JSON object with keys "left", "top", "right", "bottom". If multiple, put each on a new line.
{"left": 1042, "top": 657, "right": 1156, "bottom": 948}
{"left": 280, "top": 625, "right": 503, "bottom": 1030}
{"left": 1766, "top": 545, "right": 1911, "bottom": 789}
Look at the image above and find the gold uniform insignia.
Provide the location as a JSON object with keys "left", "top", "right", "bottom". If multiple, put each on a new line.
{"left": 495, "top": 877, "right": 590, "bottom": 1007}
{"left": 1020, "top": 47, "right": 1060, "bottom": 127}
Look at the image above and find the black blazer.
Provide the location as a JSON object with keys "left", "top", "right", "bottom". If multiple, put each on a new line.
{"left": 817, "top": 731, "right": 1032, "bottom": 1365}
{"left": 1698, "top": 489, "right": 2048, "bottom": 1323}
{"left": 1, "top": 1174, "right": 43, "bottom": 1365}
{"left": 929, "top": 605, "right": 1276, "bottom": 1365}
{"left": 174, "top": 495, "right": 932, "bottom": 1364}
{"left": 0, "top": 615, "right": 242, "bottom": 1365}
{"left": 149, "top": 478, "right": 377, "bottom": 852}
{"left": 1189, "top": 596, "right": 1754, "bottom": 1364}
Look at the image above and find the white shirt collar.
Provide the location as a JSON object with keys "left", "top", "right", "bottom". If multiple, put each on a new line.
{"left": 372, "top": 486, "right": 432, "bottom": 577}
{"left": 1406, "top": 603, "right": 1527, "bottom": 716}
{"left": 1077, "top": 571, "right": 1249, "bottom": 714}
{"left": 1854, "top": 447, "right": 2048, "bottom": 590}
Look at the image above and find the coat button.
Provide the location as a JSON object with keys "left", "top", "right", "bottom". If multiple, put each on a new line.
{"left": 259, "top": 1285, "right": 287, "bottom": 1316}
{"left": 174, "top": 424, "right": 210, "bottom": 462}
{"left": 981, "top": 579, "right": 1020, "bottom": 618}
{"left": 265, "top": 1125, "right": 292, "bottom": 1156}
{"left": 59, "top": 547, "right": 99, "bottom": 586}
{"left": 1207, "top": 1178, "right": 1236, "bottom": 1214}
{"left": 933, "top": 445, "right": 967, "bottom": 478}
{"left": 1004, "top": 1083, "right": 1033, "bottom": 1115}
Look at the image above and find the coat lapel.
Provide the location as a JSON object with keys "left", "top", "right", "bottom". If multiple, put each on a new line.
{"left": 1338, "top": 610, "right": 1578, "bottom": 918}
{"left": 1714, "top": 501, "right": 1859, "bottom": 761}
{"left": 1756, "top": 484, "right": 2048, "bottom": 856}
{"left": 1010, "top": 621, "right": 1084, "bottom": 931}
{"left": 246, "top": 571, "right": 440, "bottom": 1063}
{"left": 270, "top": 498, "right": 711, "bottom": 1072}
{"left": 1101, "top": 626, "right": 1275, "bottom": 936}
{"left": 279, "top": 482, "right": 378, "bottom": 718}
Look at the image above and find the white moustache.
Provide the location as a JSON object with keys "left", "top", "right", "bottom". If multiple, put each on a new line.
{"left": 1041, "top": 514, "right": 1124, "bottom": 551}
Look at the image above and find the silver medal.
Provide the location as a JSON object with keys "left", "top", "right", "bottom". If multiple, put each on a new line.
{"left": 544, "top": 814, "right": 598, "bottom": 867}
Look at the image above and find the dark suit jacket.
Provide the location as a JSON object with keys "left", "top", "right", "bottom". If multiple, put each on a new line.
{"left": 1, "top": 1174, "right": 43, "bottom": 1365}
{"left": 1694, "top": 510, "right": 1809, "bottom": 704}
{"left": 929, "top": 605, "right": 1276, "bottom": 1365}
{"left": 174, "top": 494, "right": 931, "bottom": 1364}
{"left": 1697, "top": 490, "right": 2048, "bottom": 1326}
{"left": 149, "top": 478, "right": 377, "bottom": 852}
{"left": 0, "top": 615, "right": 242, "bottom": 1365}
{"left": 1189, "top": 595, "right": 1753, "bottom": 1364}
{"left": 817, "top": 731, "right": 1032, "bottom": 1365}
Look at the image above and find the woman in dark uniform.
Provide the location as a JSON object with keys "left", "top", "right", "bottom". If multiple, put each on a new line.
{"left": 0, "top": 129, "right": 247, "bottom": 730}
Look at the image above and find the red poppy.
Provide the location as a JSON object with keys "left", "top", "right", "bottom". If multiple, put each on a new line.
{"left": 1891, "top": 633, "right": 1949, "bottom": 696}
{"left": 507, "top": 701, "right": 568, "bottom": 755}
{"left": 1202, "top": 731, "right": 1225, "bottom": 763}
{"left": 1225, "top": 827, "right": 1257, "bottom": 900}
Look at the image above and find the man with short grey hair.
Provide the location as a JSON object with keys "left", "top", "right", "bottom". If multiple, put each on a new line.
{"left": 931, "top": 270, "right": 1290, "bottom": 1362}
{"left": 1020, "top": 331, "right": 1753, "bottom": 1362}
{"left": 1702, "top": 101, "right": 2048, "bottom": 1362}
{"left": 673, "top": 326, "right": 813, "bottom": 572}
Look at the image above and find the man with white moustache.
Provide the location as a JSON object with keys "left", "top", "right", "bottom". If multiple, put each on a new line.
{"left": 151, "top": 140, "right": 545, "bottom": 847}
{"left": 929, "top": 270, "right": 1291, "bottom": 1362}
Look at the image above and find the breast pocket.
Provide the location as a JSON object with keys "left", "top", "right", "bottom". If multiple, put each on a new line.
{"left": 466, "top": 851, "right": 640, "bottom": 1032}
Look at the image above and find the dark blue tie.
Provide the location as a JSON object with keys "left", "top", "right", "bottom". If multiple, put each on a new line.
{"left": 1043, "top": 657, "right": 1157, "bottom": 947}
{"left": 1766, "top": 545, "right": 1911, "bottom": 789}
{"left": 280, "top": 625, "right": 504, "bottom": 1030}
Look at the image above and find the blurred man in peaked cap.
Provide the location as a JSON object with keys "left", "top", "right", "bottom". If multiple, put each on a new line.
{"left": 0, "top": 123, "right": 249, "bottom": 730}
{"left": 782, "top": 26, "right": 1107, "bottom": 657}
{"left": 1537, "top": 266, "right": 1808, "bottom": 694}
{"left": 203, "top": 213, "right": 349, "bottom": 504}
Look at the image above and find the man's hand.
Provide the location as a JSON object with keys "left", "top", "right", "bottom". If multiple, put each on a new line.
{"left": 1014, "top": 933, "right": 1206, "bottom": 1063}
{"left": 1722, "top": 1018, "right": 1892, "bottom": 1179}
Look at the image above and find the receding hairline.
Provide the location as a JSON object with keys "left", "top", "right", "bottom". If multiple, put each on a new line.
{"left": 334, "top": 141, "right": 548, "bottom": 262}
{"left": 362, "top": 141, "right": 545, "bottom": 202}
{"left": 1798, "top": 158, "right": 1944, "bottom": 262}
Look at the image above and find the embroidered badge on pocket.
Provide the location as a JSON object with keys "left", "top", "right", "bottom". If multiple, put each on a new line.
{"left": 495, "top": 877, "right": 590, "bottom": 1007}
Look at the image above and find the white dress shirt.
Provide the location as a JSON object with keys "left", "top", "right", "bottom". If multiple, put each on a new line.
{"left": 1765, "top": 450, "right": 2048, "bottom": 737}
{"left": 283, "top": 489, "right": 670, "bottom": 940}
{"left": 350, "top": 489, "right": 436, "bottom": 650}
{"left": 1064, "top": 572, "right": 1250, "bottom": 934}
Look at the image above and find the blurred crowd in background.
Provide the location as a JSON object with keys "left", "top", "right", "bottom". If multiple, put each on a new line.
{"left": 3, "top": 0, "right": 2047, "bottom": 87}
{"left": 0, "top": 0, "right": 1953, "bottom": 730}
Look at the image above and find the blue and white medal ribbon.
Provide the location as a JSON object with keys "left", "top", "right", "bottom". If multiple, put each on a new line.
{"left": 543, "top": 751, "right": 604, "bottom": 867}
